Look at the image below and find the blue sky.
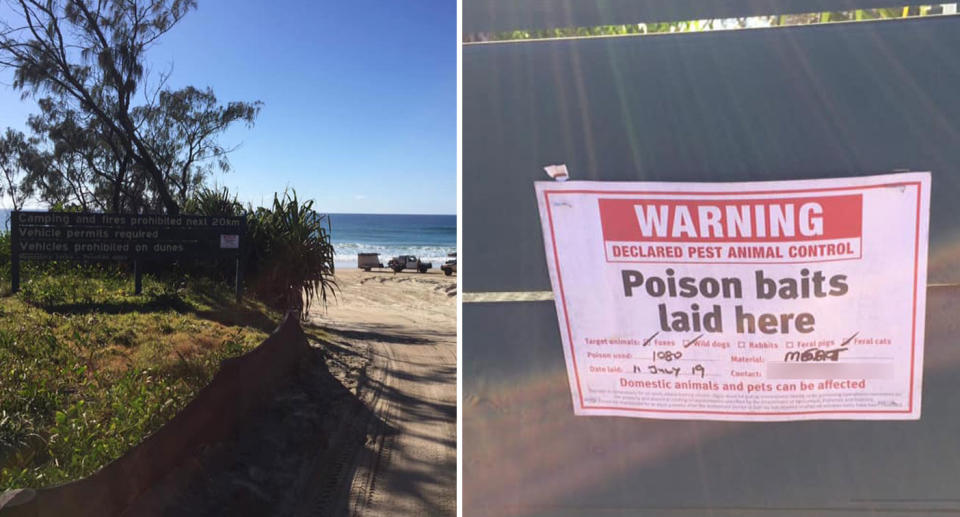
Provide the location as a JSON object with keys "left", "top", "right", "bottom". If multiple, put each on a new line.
{"left": 0, "top": 0, "right": 455, "bottom": 215}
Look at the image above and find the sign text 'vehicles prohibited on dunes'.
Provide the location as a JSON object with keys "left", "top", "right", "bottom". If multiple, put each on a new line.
{"left": 536, "top": 172, "right": 930, "bottom": 421}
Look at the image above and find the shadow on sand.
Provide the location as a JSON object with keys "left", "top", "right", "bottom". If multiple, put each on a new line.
{"left": 125, "top": 345, "right": 392, "bottom": 517}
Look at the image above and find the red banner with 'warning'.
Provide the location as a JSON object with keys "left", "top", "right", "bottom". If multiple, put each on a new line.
{"left": 599, "top": 195, "right": 862, "bottom": 243}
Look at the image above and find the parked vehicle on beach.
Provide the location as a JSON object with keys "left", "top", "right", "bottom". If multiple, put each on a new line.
{"left": 388, "top": 255, "right": 431, "bottom": 273}
{"left": 441, "top": 252, "right": 457, "bottom": 276}
{"left": 358, "top": 253, "right": 383, "bottom": 271}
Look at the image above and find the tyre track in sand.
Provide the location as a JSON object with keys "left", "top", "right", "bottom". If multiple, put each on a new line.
{"left": 309, "top": 269, "right": 456, "bottom": 516}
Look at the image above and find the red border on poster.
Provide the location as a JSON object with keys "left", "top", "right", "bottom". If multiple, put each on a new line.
{"left": 543, "top": 181, "right": 922, "bottom": 417}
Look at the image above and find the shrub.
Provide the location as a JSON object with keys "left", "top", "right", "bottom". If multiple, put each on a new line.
{"left": 179, "top": 186, "right": 246, "bottom": 283}
{"left": 246, "top": 190, "right": 336, "bottom": 318}
{"left": 183, "top": 186, "right": 244, "bottom": 217}
{"left": 0, "top": 271, "right": 274, "bottom": 489}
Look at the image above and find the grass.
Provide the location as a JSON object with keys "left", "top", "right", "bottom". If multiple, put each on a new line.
{"left": 0, "top": 263, "right": 282, "bottom": 490}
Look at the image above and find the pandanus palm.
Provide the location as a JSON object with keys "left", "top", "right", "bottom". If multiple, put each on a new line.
{"left": 248, "top": 190, "right": 337, "bottom": 319}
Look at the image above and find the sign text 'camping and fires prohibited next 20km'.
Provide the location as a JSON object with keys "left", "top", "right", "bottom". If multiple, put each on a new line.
{"left": 536, "top": 172, "right": 930, "bottom": 421}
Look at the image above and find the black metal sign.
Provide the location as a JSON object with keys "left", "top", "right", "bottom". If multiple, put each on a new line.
{"left": 10, "top": 211, "right": 246, "bottom": 299}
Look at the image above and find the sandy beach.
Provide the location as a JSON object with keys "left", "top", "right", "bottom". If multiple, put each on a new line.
{"left": 314, "top": 267, "right": 456, "bottom": 332}
{"left": 309, "top": 267, "right": 457, "bottom": 516}
{"left": 110, "top": 267, "right": 457, "bottom": 517}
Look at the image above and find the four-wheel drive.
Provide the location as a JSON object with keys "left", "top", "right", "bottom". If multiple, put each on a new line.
{"left": 441, "top": 252, "right": 457, "bottom": 276}
{"left": 388, "top": 255, "right": 432, "bottom": 273}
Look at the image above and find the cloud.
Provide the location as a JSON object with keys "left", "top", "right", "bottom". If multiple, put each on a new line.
{"left": 354, "top": 195, "right": 367, "bottom": 200}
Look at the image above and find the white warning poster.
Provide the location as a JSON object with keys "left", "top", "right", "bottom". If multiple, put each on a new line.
{"left": 535, "top": 172, "right": 930, "bottom": 421}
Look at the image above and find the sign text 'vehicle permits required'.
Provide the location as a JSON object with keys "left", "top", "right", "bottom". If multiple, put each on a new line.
{"left": 536, "top": 173, "right": 930, "bottom": 421}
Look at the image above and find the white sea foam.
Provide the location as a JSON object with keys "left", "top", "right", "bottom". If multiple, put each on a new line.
{"left": 333, "top": 241, "right": 456, "bottom": 268}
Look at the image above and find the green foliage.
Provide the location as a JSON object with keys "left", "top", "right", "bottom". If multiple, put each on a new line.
{"left": 183, "top": 185, "right": 244, "bottom": 217}
{"left": 0, "top": 267, "right": 275, "bottom": 489}
{"left": 471, "top": 5, "right": 938, "bottom": 42}
{"left": 247, "top": 190, "right": 337, "bottom": 318}
{"left": 16, "top": 263, "right": 171, "bottom": 308}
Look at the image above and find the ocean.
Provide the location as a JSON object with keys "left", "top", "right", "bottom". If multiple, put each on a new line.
{"left": 0, "top": 210, "right": 456, "bottom": 268}
{"left": 327, "top": 213, "right": 456, "bottom": 268}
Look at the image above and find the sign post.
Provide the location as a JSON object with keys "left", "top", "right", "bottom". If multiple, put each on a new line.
{"left": 536, "top": 172, "right": 930, "bottom": 421}
{"left": 10, "top": 211, "right": 19, "bottom": 293}
{"left": 133, "top": 259, "right": 142, "bottom": 295}
{"left": 235, "top": 256, "right": 243, "bottom": 304}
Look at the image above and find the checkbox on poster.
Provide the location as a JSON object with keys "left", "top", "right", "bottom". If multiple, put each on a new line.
{"left": 786, "top": 341, "right": 794, "bottom": 348}
{"left": 738, "top": 341, "right": 746, "bottom": 348}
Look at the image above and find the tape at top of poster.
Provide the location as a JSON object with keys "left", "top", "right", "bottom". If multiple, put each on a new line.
{"left": 535, "top": 172, "right": 930, "bottom": 422}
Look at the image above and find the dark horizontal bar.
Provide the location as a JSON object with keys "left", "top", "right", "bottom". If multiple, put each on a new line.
{"left": 464, "top": 0, "right": 918, "bottom": 34}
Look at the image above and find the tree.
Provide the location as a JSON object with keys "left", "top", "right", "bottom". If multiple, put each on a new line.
{"left": 0, "top": 0, "right": 260, "bottom": 214}
{"left": 0, "top": 128, "right": 40, "bottom": 211}
{"left": 139, "top": 87, "right": 260, "bottom": 207}
{"left": 23, "top": 99, "right": 101, "bottom": 210}
{"left": 26, "top": 96, "right": 146, "bottom": 213}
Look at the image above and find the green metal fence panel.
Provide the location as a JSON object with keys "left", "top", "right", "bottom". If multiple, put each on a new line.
{"left": 464, "top": 15, "right": 960, "bottom": 516}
